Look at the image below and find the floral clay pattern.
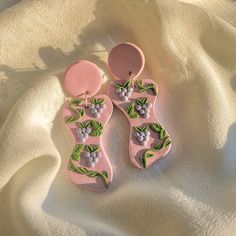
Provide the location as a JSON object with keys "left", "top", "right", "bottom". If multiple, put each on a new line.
{"left": 63, "top": 95, "right": 113, "bottom": 191}
{"left": 108, "top": 78, "right": 171, "bottom": 169}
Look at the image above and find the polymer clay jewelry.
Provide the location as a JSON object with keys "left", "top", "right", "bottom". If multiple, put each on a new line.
{"left": 63, "top": 60, "right": 113, "bottom": 192}
{"left": 107, "top": 43, "right": 171, "bottom": 169}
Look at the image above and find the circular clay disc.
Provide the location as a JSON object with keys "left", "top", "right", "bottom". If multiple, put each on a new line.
{"left": 64, "top": 60, "right": 102, "bottom": 98}
{"left": 108, "top": 42, "right": 145, "bottom": 80}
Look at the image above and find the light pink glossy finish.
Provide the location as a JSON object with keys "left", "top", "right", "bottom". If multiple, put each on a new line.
{"left": 63, "top": 95, "right": 113, "bottom": 192}
{"left": 108, "top": 79, "right": 171, "bottom": 169}
{"left": 108, "top": 42, "right": 145, "bottom": 80}
{"left": 64, "top": 60, "right": 102, "bottom": 98}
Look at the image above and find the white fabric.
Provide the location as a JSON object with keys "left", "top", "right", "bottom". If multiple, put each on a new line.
{"left": 0, "top": 0, "right": 236, "bottom": 235}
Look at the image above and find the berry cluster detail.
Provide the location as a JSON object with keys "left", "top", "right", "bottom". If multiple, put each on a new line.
{"left": 90, "top": 98, "right": 106, "bottom": 118}
{"left": 134, "top": 126, "right": 150, "bottom": 146}
{"left": 84, "top": 145, "right": 102, "bottom": 167}
{"left": 115, "top": 79, "right": 133, "bottom": 101}
{"left": 76, "top": 120, "right": 104, "bottom": 142}
{"left": 135, "top": 97, "right": 152, "bottom": 118}
{"left": 76, "top": 122, "right": 91, "bottom": 143}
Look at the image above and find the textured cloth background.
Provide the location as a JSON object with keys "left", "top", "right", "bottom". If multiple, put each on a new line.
{"left": 0, "top": 0, "right": 236, "bottom": 235}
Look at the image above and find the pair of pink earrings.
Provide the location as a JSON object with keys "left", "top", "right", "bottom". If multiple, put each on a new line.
{"left": 62, "top": 42, "right": 171, "bottom": 192}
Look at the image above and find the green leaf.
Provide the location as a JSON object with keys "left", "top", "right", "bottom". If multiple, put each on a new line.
{"left": 139, "top": 88, "right": 146, "bottom": 93}
{"left": 71, "top": 98, "right": 81, "bottom": 106}
{"left": 136, "top": 97, "right": 147, "bottom": 105}
{"left": 150, "top": 123, "right": 161, "bottom": 132}
{"left": 127, "top": 103, "right": 135, "bottom": 114}
{"left": 90, "top": 130, "right": 102, "bottom": 136}
{"left": 142, "top": 97, "right": 148, "bottom": 104}
{"left": 143, "top": 156, "right": 147, "bottom": 168}
{"left": 96, "top": 98, "right": 104, "bottom": 104}
{"left": 88, "top": 172, "right": 99, "bottom": 178}
{"left": 71, "top": 153, "right": 80, "bottom": 161}
{"left": 130, "top": 113, "right": 139, "bottom": 119}
{"left": 89, "top": 120, "right": 103, "bottom": 137}
{"left": 145, "top": 152, "right": 154, "bottom": 158}
{"left": 141, "top": 152, "right": 154, "bottom": 168}
{"left": 143, "top": 126, "right": 148, "bottom": 132}
{"left": 155, "top": 143, "right": 163, "bottom": 150}
{"left": 84, "top": 122, "right": 91, "bottom": 128}
{"left": 137, "top": 80, "right": 143, "bottom": 88}
{"left": 65, "top": 116, "right": 76, "bottom": 123}
{"left": 127, "top": 102, "right": 140, "bottom": 119}
{"left": 102, "top": 171, "right": 108, "bottom": 178}
{"left": 93, "top": 145, "right": 99, "bottom": 152}
{"left": 136, "top": 79, "right": 157, "bottom": 95}
{"left": 115, "top": 83, "right": 124, "bottom": 89}
{"left": 74, "top": 144, "right": 84, "bottom": 153}
{"left": 91, "top": 120, "right": 102, "bottom": 129}
{"left": 79, "top": 109, "right": 85, "bottom": 117}
{"left": 69, "top": 163, "right": 78, "bottom": 172}
{"left": 78, "top": 167, "right": 88, "bottom": 173}
{"left": 136, "top": 98, "right": 143, "bottom": 105}
{"left": 87, "top": 145, "right": 94, "bottom": 153}
{"left": 151, "top": 85, "right": 157, "bottom": 95}
{"left": 135, "top": 126, "right": 143, "bottom": 132}
{"left": 79, "top": 122, "right": 85, "bottom": 128}
{"left": 124, "top": 79, "right": 131, "bottom": 88}
{"left": 93, "top": 97, "right": 104, "bottom": 105}
{"left": 164, "top": 139, "right": 171, "bottom": 147}
{"left": 93, "top": 97, "right": 97, "bottom": 104}
{"left": 160, "top": 129, "right": 166, "bottom": 139}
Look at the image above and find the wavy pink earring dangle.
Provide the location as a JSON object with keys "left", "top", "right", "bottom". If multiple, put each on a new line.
{"left": 62, "top": 60, "right": 113, "bottom": 192}
{"left": 107, "top": 43, "right": 171, "bottom": 169}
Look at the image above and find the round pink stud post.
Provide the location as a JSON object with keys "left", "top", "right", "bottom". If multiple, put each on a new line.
{"left": 62, "top": 60, "right": 113, "bottom": 192}
{"left": 107, "top": 42, "right": 171, "bottom": 169}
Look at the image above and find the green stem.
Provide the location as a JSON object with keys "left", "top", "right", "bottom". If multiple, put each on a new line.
{"left": 97, "top": 172, "right": 109, "bottom": 188}
{"left": 140, "top": 123, "right": 171, "bottom": 168}
{"left": 69, "top": 162, "right": 109, "bottom": 188}
{"left": 141, "top": 148, "right": 156, "bottom": 168}
{"left": 70, "top": 105, "right": 82, "bottom": 122}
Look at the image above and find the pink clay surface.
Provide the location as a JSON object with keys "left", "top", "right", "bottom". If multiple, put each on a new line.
{"left": 107, "top": 42, "right": 171, "bottom": 169}
{"left": 107, "top": 42, "right": 145, "bottom": 80}
{"left": 62, "top": 95, "right": 113, "bottom": 192}
{"left": 64, "top": 60, "right": 102, "bottom": 98}
{"left": 108, "top": 79, "right": 171, "bottom": 169}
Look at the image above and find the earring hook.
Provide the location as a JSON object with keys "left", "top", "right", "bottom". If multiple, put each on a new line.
{"left": 129, "top": 71, "right": 136, "bottom": 87}
{"left": 77, "top": 91, "right": 89, "bottom": 108}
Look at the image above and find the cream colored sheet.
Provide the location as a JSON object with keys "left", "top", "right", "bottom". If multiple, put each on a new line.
{"left": 0, "top": 0, "right": 236, "bottom": 235}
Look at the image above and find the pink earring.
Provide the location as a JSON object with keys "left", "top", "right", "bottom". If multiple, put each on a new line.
{"left": 107, "top": 43, "right": 171, "bottom": 169}
{"left": 62, "top": 60, "right": 113, "bottom": 192}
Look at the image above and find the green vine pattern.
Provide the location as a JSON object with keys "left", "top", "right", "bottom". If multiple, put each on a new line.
{"left": 140, "top": 123, "right": 171, "bottom": 168}
{"left": 70, "top": 144, "right": 84, "bottom": 161}
{"left": 136, "top": 80, "right": 157, "bottom": 95}
{"left": 127, "top": 102, "right": 139, "bottom": 119}
{"left": 68, "top": 144, "right": 109, "bottom": 188}
{"left": 115, "top": 79, "right": 132, "bottom": 89}
{"left": 65, "top": 98, "right": 85, "bottom": 123}
{"left": 69, "top": 163, "right": 109, "bottom": 188}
